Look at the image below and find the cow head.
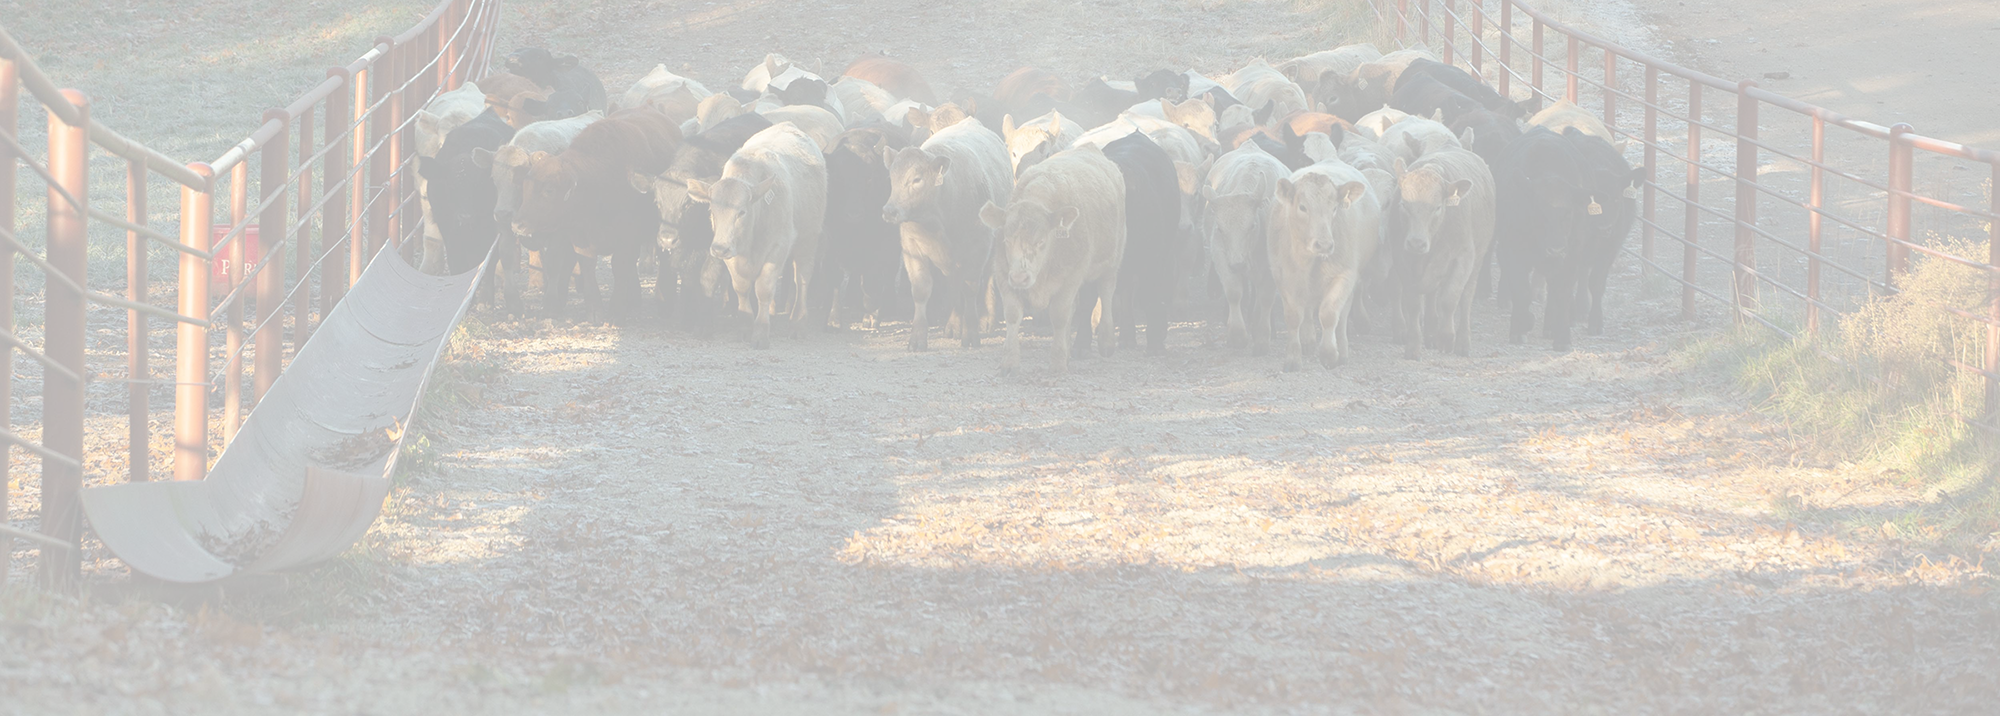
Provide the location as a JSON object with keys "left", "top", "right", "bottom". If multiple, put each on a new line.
{"left": 882, "top": 146, "right": 950, "bottom": 225}
{"left": 827, "top": 126, "right": 903, "bottom": 230}
{"left": 1395, "top": 162, "right": 1475, "bottom": 255}
{"left": 483, "top": 73, "right": 554, "bottom": 129}
{"left": 505, "top": 47, "right": 576, "bottom": 88}
{"left": 687, "top": 172, "right": 776, "bottom": 262}
{"left": 510, "top": 150, "right": 577, "bottom": 239}
{"left": 695, "top": 93, "right": 746, "bottom": 134}
{"left": 1135, "top": 69, "right": 1189, "bottom": 103}
{"left": 1276, "top": 172, "right": 1368, "bottom": 258}
{"left": 419, "top": 149, "right": 495, "bottom": 244}
{"left": 1160, "top": 98, "right": 1220, "bottom": 147}
{"left": 1001, "top": 112, "right": 1068, "bottom": 178}
{"left": 1314, "top": 68, "right": 1387, "bottom": 124}
{"left": 981, "top": 198, "right": 1076, "bottom": 291}
{"left": 1201, "top": 186, "right": 1268, "bottom": 270}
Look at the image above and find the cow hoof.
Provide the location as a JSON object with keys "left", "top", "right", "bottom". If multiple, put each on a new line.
{"left": 1282, "top": 359, "right": 1301, "bottom": 372}
{"left": 1509, "top": 334, "right": 1525, "bottom": 345}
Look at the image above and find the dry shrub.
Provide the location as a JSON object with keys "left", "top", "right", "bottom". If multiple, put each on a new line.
{"left": 1842, "top": 234, "right": 1993, "bottom": 415}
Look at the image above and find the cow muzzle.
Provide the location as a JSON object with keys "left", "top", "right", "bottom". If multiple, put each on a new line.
{"left": 1008, "top": 270, "right": 1034, "bottom": 290}
{"left": 710, "top": 244, "right": 736, "bottom": 261}
{"left": 510, "top": 220, "right": 533, "bottom": 237}
{"left": 881, "top": 203, "right": 905, "bottom": 224}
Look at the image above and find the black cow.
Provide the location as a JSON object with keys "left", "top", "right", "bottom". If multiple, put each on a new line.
{"left": 648, "top": 112, "right": 774, "bottom": 333}
{"left": 819, "top": 124, "right": 911, "bottom": 329}
{"left": 1197, "top": 84, "right": 1244, "bottom": 114}
{"left": 419, "top": 108, "right": 516, "bottom": 275}
{"left": 1448, "top": 105, "right": 1522, "bottom": 167}
{"left": 1080, "top": 77, "right": 1144, "bottom": 126}
{"left": 1135, "top": 70, "right": 1190, "bottom": 103}
{"left": 770, "top": 75, "right": 841, "bottom": 117}
{"left": 1392, "top": 75, "right": 1488, "bottom": 127}
{"left": 505, "top": 48, "right": 608, "bottom": 120}
{"left": 1313, "top": 68, "right": 1390, "bottom": 124}
{"left": 1564, "top": 127, "right": 1645, "bottom": 336}
{"left": 1248, "top": 133, "right": 1312, "bottom": 171}
{"left": 1493, "top": 127, "right": 1592, "bottom": 350}
{"left": 1083, "top": 132, "right": 1181, "bottom": 356}
{"left": 1400, "top": 58, "right": 1536, "bottom": 119}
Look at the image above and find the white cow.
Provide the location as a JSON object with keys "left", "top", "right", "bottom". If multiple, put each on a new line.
{"left": 687, "top": 123, "right": 828, "bottom": 349}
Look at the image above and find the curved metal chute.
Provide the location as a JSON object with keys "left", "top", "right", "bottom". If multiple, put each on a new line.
{"left": 82, "top": 245, "right": 486, "bottom": 583}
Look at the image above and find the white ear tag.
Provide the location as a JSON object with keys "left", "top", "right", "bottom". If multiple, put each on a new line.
{"left": 1586, "top": 198, "right": 1604, "bottom": 216}
{"left": 1622, "top": 185, "right": 1640, "bottom": 199}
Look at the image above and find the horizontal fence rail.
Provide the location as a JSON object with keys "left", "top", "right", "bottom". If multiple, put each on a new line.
{"left": 0, "top": 0, "right": 501, "bottom": 588}
{"left": 1379, "top": 0, "right": 2000, "bottom": 426}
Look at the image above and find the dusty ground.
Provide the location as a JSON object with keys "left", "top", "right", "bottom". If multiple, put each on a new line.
{"left": 6, "top": 0, "right": 2000, "bottom": 714}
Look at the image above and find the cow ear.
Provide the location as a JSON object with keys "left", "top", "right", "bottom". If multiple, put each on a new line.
{"left": 1402, "top": 133, "right": 1424, "bottom": 160}
{"left": 1199, "top": 185, "right": 1216, "bottom": 202}
{"left": 1054, "top": 206, "right": 1081, "bottom": 232}
{"left": 418, "top": 155, "right": 438, "bottom": 181}
{"left": 1001, "top": 113, "right": 1016, "bottom": 139}
{"left": 1447, "top": 179, "right": 1473, "bottom": 206}
{"left": 415, "top": 110, "right": 440, "bottom": 138}
{"left": 1049, "top": 110, "right": 1065, "bottom": 130}
{"left": 556, "top": 55, "right": 580, "bottom": 70}
{"left": 686, "top": 178, "right": 713, "bottom": 204}
{"left": 1430, "top": 108, "right": 1444, "bottom": 123}
{"left": 1338, "top": 181, "right": 1367, "bottom": 207}
{"left": 1158, "top": 98, "right": 1174, "bottom": 118}
{"left": 1200, "top": 93, "right": 1214, "bottom": 107}
{"left": 905, "top": 107, "right": 930, "bottom": 129}
{"left": 471, "top": 147, "right": 494, "bottom": 170}
{"left": 880, "top": 145, "right": 898, "bottom": 168}
{"left": 978, "top": 201, "right": 1006, "bottom": 230}
{"left": 1458, "top": 126, "right": 1476, "bottom": 148}
{"left": 528, "top": 150, "right": 552, "bottom": 166}
{"left": 1276, "top": 176, "right": 1296, "bottom": 199}
{"left": 628, "top": 169, "right": 653, "bottom": 194}
{"left": 1173, "top": 161, "right": 1199, "bottom": 196}
{"left": 931, "top": 155, "right": 951, "bottom": 180}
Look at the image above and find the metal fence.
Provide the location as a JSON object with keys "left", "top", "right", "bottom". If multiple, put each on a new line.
{"left": 0, "top": 0, "right": 502, "bottom": 588}
{"left": 1374, "top": 0, "right": 2000, "bottom": 424}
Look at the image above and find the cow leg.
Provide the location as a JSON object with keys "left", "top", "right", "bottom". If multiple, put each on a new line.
{"left": 609, "top": 250, "right": 640, "bottom": 325}
{"left": 1071, "top": 286, "right": 1096, "bottom": 360}
{"left": 570, "top": 247, "right": 604, "bottom": 322}
{"left": 1146, "top": 276, "right": 1169, "bottom": 356}
{"left": 1049, "top": 286, "right": 1081, "bottom": 374}
{"left": 1115, "top": 278, "right": 1138, "bottom": 351}
{"left": 1546, "top": 267, "right": 1575, "bottom": 351}
{"left": 959, "top": 275, "right": 984, "bottom": 349}
{"left": 1098, "top": 274, "right": 1120, "bottom": 359}
{"left": 1585, "top": 263, "right": 1610, "bottom": 336}
{"left": 1400, "top": 283, "right": 1424, "bottom": 361}
{"left": 1318, "top": 275, "right": 1357, "bottom": 368}
{"left": 1249, "top": 271, "right": 1279, "bottom": 357}
{"left": 655, "top": 246, "right": 676, "bottom": 321}
{"left": 751, "top": 261, "right": 782, "bottom": 349}
{"left": 1503, "top": 262, "right": 1534, "bottom": 344}
{"left": 1454, "top": 277, "right": 1477, "bottom": 357}
{"left": 497, "top": 230, "right": 523, "bottom": 317}
{"left": 542, "top": 245, "right": 573, "bottom": 319}
{"left": 1000, "top": 289, "right": 1025, "bottom": 375}
{"left": 1219, "top": 263, "right": 1249, "bottom": 350}
{"left": 905, "top": 256, "right": 934, "bottom": 352}
{"left": 1280, "top": 288, "right": 1308, "bottom": 372}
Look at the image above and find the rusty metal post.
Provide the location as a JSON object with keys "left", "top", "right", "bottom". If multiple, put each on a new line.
{"left": 1807, "top": 116, "right": 1825, "bottom": 334}
{"left": 1642, "top": 65, "right": 1657, "bottom": 269}
{"left": 1886, "top": 124, "right": 1914, "bottom": 288}
{"left": 43, "top": 89, "right": 90, "bottom": 587}
{"left": 0, "top": 56, "right": 16, "bottom": 574}
{"left": 1987, "top": 161, "right": 1999, "bottom": 417}
{"left": 1532, "top": 20, "right": 1545, "bottom": 103}
{"left": 1418, "top": 0, "right": 1429, "bottom": 46}
{"left": 175, "top": 163, "right": 214, "bottom": 482}
{"left": 1682, "top": 83, "right": 1702, "bottom": 320}
{"left": 1602, "top": 49, "right": 1617, "bottom": 131}
{"left": 1397, "top": 0, "right": 1408, "bottom": 42}
{"left": 368, "top": 38, "right": 395, "bottom": 262}
{"left": 255, "top": 111, "right": 289, "bottom": 402}
{"left": 352, "top": 63, "right": 372, "bottom": 286}
{"left": 1498, "top": 0, "right": 1512, "bottom": 99}
{"left": 126, "top": 158, "right": 149, "bottom": 482}
{"left": 1732, "top": 81, "right": 1760, "bottom": 322}
{"left": 1441, "top": 0, "right": 1455, "bottom": 66}
{"left": 325, "top": 68, "right": 353, "bottom": 312}
{"left": 225, "top": 162, "right": 247, "bottom": 443}
{"left": 387, "top": 41, "right": 409, "bottom": 256}
{"left": 1565, "top": 35, "right": 1579, "bottom": 103}
{"left": 296, "top": 104, "right": 315, "bottom": 346}
{"left": 1467, "top": 1, "right": 1483, "bottom": 74}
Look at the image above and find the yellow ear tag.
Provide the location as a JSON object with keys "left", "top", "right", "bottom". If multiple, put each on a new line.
{"left": 1587, "top": 199, "right": 1604, "bottom": 216}
{"left": 1622, "top": 185, "right": 1640, "bottom": 199}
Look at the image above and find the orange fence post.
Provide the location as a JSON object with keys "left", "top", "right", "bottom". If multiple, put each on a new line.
{"left": 1441, "top": 0, "right": 1455, "bottom": 66}
{"left": 1565, "top": 35, "right": 1578, "bottom": 103}
{"left": 1642, "top": 64, "right": 1657, "bottom": 270}
{"left": 1987, "top": 162, "right": 1998, "bottom": 417}
{"left": 1682, "top": 83, "right": 1701, "bottom": 320}
{"left": 352, "top": 62, "right": 371, "bottom": 287}
{"left": 296, "top": 104, "right": 315, "bottom": 346}
{"left": 1467, "top": 1, "right": 1483, "bottom": 74}
{"left": 1531, "top": 19, "right": 1544, "bottom": 102}
{"left": 1602, "top": 49, "right": 1617, "bottom": 131}
{"left": 0, "top": 55, "right": 16, "bottom": 577}
{"left": 369, "top": 38, "right": 396, "bottom": 261}
{"left": 1397, "top": 0, "right": 1408, "bottom": 42}
{"left": 1732, "top": 81, "right": 1760, "bottom": 321}
{"left": 126, "top": 158, "right": 148, "bottom": 482}
{"left": 255, "top": 110, "right": 289, "bottom": 402}
{"left": 387, "top": 40, "right": 409, "bottom": 256}
{"left": 43, "top": 89, "right": 91, "bottom": 588}
{"left": 225, "top": 162, "right": 247, "bottom": 442}
{"left": 1807, "top": 116, "right": 1825, "bottom": 334}
{"left": 1885, "top": 124, "right": 1914, "bottom": 288}
{"left": 175, "top": 163, "right": 214, "bottom": 482}
{"left": 325, "top": 68, "right": 353, "bottom": 311}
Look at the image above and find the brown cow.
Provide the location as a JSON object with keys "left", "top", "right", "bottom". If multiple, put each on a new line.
{"left": 842, "top": 56, "right": 938, "bottom": 105}
{"left": 992, "top": 67, "right": 1072, "bottom": 110}
{"left": 511, "top": 107, "right": 681, "bottom": 321}
{"left": 482, "top": 73, "right": 554, "bottom": 129}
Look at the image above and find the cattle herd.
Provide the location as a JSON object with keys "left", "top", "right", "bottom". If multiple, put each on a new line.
{"left": 415, "top": 44, "right": 1642, "bottom": 373}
